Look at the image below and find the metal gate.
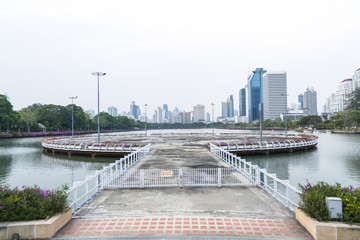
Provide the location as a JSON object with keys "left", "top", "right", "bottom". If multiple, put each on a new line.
{"left": 106, "top": 168, "right": 256, "bottom": 189}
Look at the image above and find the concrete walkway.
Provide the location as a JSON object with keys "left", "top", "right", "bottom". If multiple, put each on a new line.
{"left": 53, "top": 133, "right": 312, "bottom": 239}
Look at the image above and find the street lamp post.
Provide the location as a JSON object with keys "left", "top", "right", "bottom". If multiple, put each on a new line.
{"left": 211, "top": 103, "right": 215, "bottom": 136}
{"left": 92, "top": 72, "right": 106, "bottom": 144}
{"left": 144, "top": 104, "right": 148, "bottom": 136}
{"left": 69, "top": 96, "right": 78, "bottom": 138}
{"left": 259, "top": 72, "right": 263, "bottom": 143}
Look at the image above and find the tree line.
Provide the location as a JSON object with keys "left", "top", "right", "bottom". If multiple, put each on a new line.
{"left": 1, "top": 88, "right": 360, "bottom": 134}
{"left": 0, "top": 95, "right": 140, "bottom": 133}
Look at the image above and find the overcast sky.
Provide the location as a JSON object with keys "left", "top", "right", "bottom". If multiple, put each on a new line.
{"left": 1, "top": 0, "right": 360, "bottom": 117}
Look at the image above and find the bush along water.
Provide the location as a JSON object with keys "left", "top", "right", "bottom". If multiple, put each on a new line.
{"left": 299, "top": 182, "right": 360, "bottom": 223}
{"left": 0, "top": 185, "right": 69, "bottom": 221}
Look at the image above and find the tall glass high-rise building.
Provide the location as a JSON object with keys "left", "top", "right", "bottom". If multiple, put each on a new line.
{"left": 239, "top": 88, "right": 246, "bottom": 116}
{"left": 298, "top": 94, "right": 304, "bottom": 109}
{"left": 304, "top": 87, "right": 317, "bottom": 115}
{"left": 130, "top": 101, "right": 140, "bottom": 120}
{"left": 163, "top": 104, "right": 169, "bottom": 120}
{"left": 221, "top": 95, "right": 234, "bottom": 118}
{"left": 246, "top": 68, "right": 267, "bottom": 123}
{"left": 228, "top": 95, "right": 234, "bottom": 117}
{"left": 221, "top": 102, "right": 228, "bottom": 117}
{"left": 263, "top": 72, "right": 287, "bottom": 120}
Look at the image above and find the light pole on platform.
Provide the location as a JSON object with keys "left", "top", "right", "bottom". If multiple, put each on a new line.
{"left": 92, "top": 72, "right": 106, "bottom": 144}
{"left": 211, "top": 103, "right": 215, "bottom": 136}
{"left": 144, "top": 104, "right": 148, "bottom": 136}
{"left": 69, "top": 96, "right": 78, "bottom": 139}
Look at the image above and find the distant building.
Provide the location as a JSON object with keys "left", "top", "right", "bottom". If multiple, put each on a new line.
{"left": 263, "top": 71, "right": 287, "bottom": 120}
{"left": 193, "top": 104, "right": 205, "bottom": 122}
{"left": 163, "top": 104, "right": 169, "bottom": 121}
{"left": 246, "top": 68, "right": 267, "bottom": 123}
{"left": 303, "top": 87, "right": 318, "bottom": 115}
{"left": 130, "top": 101, "right": 141, "bottom": 120}
{"left": 239, "top": 88, "right": 246, "bottom": 117}
{"left": 86, "top": 109, "right": 95, "bottom": 118}
{"left": 352, "top": 68, "right": 360, "bottom": 91}
{"left": 228, "top": 95, "right": 234, "bottom": 117}
{"left": 156, "top": 107, "right": 163, "bottom": 123}
{"left": 221, "top": 101, "right": 228, "bottom": 118}
{"left": 108, "top": 106, "right": 118, "bottom": 117}
{"left": 298, "top": 94, "right": 304, "bottom": 109}
{"left": 206, "top": 112, "right": 211, "bottom": 123}
{"left": 221, "top": 95, "right": 234, "bottom": 118}
{"left": 178, "top": 111, "right": 192, "bottom": 124}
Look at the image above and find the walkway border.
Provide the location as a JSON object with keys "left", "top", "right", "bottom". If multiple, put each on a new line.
{"left": 65, "top": 144, "right": 151, "bottom": 213}
{"left": 209, "top": 143, "right": 301, "bottom": 212}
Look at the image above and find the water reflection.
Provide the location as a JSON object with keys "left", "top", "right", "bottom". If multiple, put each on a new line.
{"left": 1, "top": 131, "right": 360, "bottom": 189}
{"left": 0, "top": 155, "right": 12, "bottom": 185}
{"left": 0, "top": 137, "right": 118, "bottom": 189}
{"left": 246, "top": 133, "right": 360, "bottom": 187}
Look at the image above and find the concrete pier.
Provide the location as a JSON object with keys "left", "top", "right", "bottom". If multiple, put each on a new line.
{"left": 54, "top": 133, "right": 312, "bottom": 239}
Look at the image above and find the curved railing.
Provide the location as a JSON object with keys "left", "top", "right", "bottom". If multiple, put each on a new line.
{"left": 41, "top": 137, "right": 146, "bottom": 153}
{"left": 211, "top": 135, "right": 318, "bottom": 152}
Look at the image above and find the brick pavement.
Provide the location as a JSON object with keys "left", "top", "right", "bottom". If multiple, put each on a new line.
{"left": 53, "top": 216, "right": 312, "bottom": 239}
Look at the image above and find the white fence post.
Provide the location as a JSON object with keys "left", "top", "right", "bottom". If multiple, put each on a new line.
{"left": 85, "top": 176, "right": 89, "bottom": 200}
{"left": 140, "top": 169, "right": 144, "bottom": 188}
{"left": 285, "top": 180, "right": 290, "bottom": 208}
{"left": 73, "top": 186, "right": 78, "bottom": 211}
{"left": 218, "top": 168, "right": 222, "bottom": 187}
{"left": 179, "top": 169, "right": 183, "bottom": 188}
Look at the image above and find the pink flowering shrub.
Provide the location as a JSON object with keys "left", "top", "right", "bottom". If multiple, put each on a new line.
{"left": 299, "top": 182, "right": 360, "bottom": 223}
{"left": 0, "top": 185, "right": 69, "bottom": 221}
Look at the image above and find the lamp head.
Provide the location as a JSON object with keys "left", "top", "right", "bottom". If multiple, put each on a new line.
{"left": 92, "top": 72, "right": 106, "bottom": 76}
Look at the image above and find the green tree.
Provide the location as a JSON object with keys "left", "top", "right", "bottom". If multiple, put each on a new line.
{"left": 0, "top": 94, "right": 19, "bottom": 133}
{"left": 20, "top": 107, "right": 37, "bottom": 132}
{"left": 34, "top": 104, "right": 71, "bottom": 131}
{"left": 65, "top": 104, "right": 87, "bottom": 131}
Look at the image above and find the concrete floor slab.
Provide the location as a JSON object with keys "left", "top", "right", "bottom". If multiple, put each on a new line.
{"left": 76, "top": 187, "right": 293, "bottom": 219}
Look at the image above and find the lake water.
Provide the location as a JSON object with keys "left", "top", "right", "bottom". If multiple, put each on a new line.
{"left": 1, "top": 130, "right": 359, "bottom": 190}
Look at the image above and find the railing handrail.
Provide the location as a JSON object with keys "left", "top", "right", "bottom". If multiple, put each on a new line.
{"left": 209, "top": 143, "right": 301, "bottom": 212}
{"left": 65, "top": 143, "right": 151, "bottom": 213}
{"left": 212, "top": 138, "right": 317, "bottom": 152}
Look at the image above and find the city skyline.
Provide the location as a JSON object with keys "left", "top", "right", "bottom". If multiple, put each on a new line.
{"left": 1, "top": 1, "right": 360, "bottom": 117}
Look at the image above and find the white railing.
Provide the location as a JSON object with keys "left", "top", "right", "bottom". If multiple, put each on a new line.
{"left": 209, "top": 143, "right": 301, "bottom": 212}
{"left": 65, "top": 144, "right": 151, "bottom": 213}
{"left": 42, "top": 140, "right": 146, "bottom": 153}
{"left": 107, "top": 167, "right": 255, "bottom": 189}
{"left": 213, "top": 138, "right": 318, "bottom": 152}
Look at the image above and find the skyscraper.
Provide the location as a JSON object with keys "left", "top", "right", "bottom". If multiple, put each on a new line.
{"left": 228, "top": 95, "right": 234, "bottom": 117}
{"left": 130, "top": 101, "right": 141, "bottom": 120}
{"left": 298, "top": 94, "right": 304, "bottom": 109}
{"left": 163, "top": 104, "right": 169, "bottom": 121}
{"left": 221, "top": 95, "right": 234, "bottom": 119}
{"left": 263, "top": 71, "right": 287, "bottom": 120}
{"left": 221, "top": 101, "right": 228, "bottom": 118}
{"left": 193, "top": 104, "right": 205, "bottom": 122}
{"left": 246, "top": 68, "right": 267, "bottom": 123}
{"left": 239, "top": 88, "right": 246, "bottom": 116}
{"left": 303, "top": 87, "right": 318, "bottom": 115}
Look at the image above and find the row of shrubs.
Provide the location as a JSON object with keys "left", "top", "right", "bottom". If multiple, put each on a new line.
{"left": 299, "top": 182, "right": 360, "bottom": 223}
{"left": 1, "top": 181, "right": 358, "bottom": 223}
{"left": 0, "top": 185, "right": 69, "bottom": 221}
